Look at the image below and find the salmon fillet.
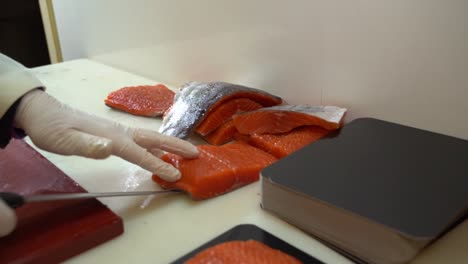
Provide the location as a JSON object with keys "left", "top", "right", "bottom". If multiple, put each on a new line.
{"left": 233, "top": 105, "right": 347, "bottom": 135}
{"left": 195, "top": 98, "right": 264, "bottom": 136}
{"left": 159, "top": 82, "right": 282, "bottom": 139}
{"left": 185, "top": 240, "right": 302, "bottom": 264}
{"left": 235, "top": 126, "right": 329, "bottom": 158}
{"left": 202, "top": 120, "right": 238, "bottom": 145}
{"left": 152, "top": 142, "right": 277, "bottom": 199}
{"left": 104, "top": 84, "right": 175, "bottom": 117}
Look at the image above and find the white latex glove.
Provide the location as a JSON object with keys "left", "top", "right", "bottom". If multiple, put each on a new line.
{"left": 14, "top": 89, "right": 198, "bottom": 181}
{"left": 0, "top": 200, "right": 16, "bottom": 237}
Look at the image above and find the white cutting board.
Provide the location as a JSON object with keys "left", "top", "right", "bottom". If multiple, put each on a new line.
{"left": 28, "top": 59, "right": 351, "bottom": 264}
{"left": 27, "top": 59, "right": 467, "bottom": 264}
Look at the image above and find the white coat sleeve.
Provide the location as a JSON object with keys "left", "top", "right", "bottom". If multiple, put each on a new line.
{"left": 0, "top": 53, "right": 44, "bottom": 117}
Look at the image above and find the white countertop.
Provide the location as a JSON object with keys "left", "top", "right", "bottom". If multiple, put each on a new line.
{"left": 28, "top": 59, "right": 467, "bottom": 264}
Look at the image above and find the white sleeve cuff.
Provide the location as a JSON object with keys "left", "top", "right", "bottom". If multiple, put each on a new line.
{"left": 0, "top": 54, "right": 45, "bottom": 117}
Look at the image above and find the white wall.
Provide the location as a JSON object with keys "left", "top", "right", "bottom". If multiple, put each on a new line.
{"left": 52, "top": 0, "right": 83, "bottom": 60}
{"left": 52, "top": 0, "right": 468, "bottom": 139}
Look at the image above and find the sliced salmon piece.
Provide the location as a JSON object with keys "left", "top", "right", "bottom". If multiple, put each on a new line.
{"left": 233, "top": 105, "right": 347, "bottom": 135}
{"left": 202, "top": 120, "right": 238, "bottom": 145}
{"left": 185, "top": 240, "right": 302, "bottom": 264}
{"left": 195, "top": 98, "right": 264, "bottom": 136}
{"left": 152, "top": 142, "right": 277, "bottom": 199}
{"left": 159, "top": 82, "right": 282, "bottom": 139}
{"left": 104, "top": 84, "right": 175, "bottom": 117}
{"left": 235, "top": 126, "right": 329, "bottom": 158}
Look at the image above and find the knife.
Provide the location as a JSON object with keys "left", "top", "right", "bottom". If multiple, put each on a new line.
{"left": 0, "top": 190, "right": 180, "bottom": 209}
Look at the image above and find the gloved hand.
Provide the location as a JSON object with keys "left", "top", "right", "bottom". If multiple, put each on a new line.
{"left": 0, "top": 199, "right": 16, "bottom": 237}
{"left": 14, "top": 89, "right": 199, "bottom": 181}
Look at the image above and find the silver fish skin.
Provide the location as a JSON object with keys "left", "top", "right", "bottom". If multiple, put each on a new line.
{"left": 254, "top": 105, "right": 347, "bottom": 125}
{"left": 159, "top": 81, "right": 281, "bottom": 139}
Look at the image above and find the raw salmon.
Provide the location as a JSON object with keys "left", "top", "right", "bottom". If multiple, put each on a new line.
{"left": 185, "top": 240, "right": 302, "bottom": 264}
{"left": 152, "top": 142, "right": 277, "bottom": 199}
{"left": 195, "top": 98, "right": 264, "bottom": 136}
{"left": 105, "top": 84, "right": 175, "bottom": 117}
{"left": 233, "top": 105, "right": 347, "bottom": 135}
{"left": 235, "top": 126, "right": 329, "bottom": 158}
{"left": 202, "top": 120, "right": 238, "bottom": 145}
{"left": 159, "top": 82, "right": 282, "bottom": 139}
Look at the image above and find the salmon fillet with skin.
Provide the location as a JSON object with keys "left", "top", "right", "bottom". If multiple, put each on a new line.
{"left": 233, "top": 105, "right": 347, "bottom": 135}
{"left": 202, "top": 120, "right": 238, "bottom": 145}
{"left": 104, "top": 84, "right": 175, "bottom": 117}
{"left": 159, "top": 82, "right": 282, "bottom": 139}
{"left": 185, "top": 240, "right": 302, "bottom": 264}
{"left": 152, "top": 142, "right": 277, "bottom": 200}
{"left": 235, "top": 126, "right": 330, "bottom": 158}
{"left": 195, "top": 98, "right": 264, "bottom": 136}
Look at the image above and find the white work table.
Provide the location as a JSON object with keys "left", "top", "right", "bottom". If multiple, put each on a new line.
{"left": 28, "top": 59, "right": 467, "bottom": 264}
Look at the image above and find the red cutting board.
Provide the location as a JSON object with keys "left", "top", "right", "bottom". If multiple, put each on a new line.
{"left": 0, "top": 139, "right": 124, "bottom": 264}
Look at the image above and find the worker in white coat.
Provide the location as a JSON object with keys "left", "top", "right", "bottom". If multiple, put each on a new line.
{"left": 0, "top": 53, "right": 198, "bottom": 237}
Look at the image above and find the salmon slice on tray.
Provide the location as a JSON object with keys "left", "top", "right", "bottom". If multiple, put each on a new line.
{"left": 152, "top": 141, "right": 277, "bottom": 200}
{"left": 159, "top": 82, "right": 282, "bottom": 139}
{"left": 104, "top": 84, "right": 175, "bottom": 117}
{"left": 185, "top": 240, "right": 302, "bottom": 264}
{"left": 235, "top": 126, "right": 330, "bottom": 158}
{"left": 233, "top": 105, "right": 347, "bottom": 135}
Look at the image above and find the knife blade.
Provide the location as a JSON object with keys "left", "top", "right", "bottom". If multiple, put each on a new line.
{"left": 0, "top": 190, "right": 180, "bottom": 209}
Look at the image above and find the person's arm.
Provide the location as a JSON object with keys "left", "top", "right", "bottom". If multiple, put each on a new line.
{"left": 0, "top": 54, "right": 199, "bottom": 237}
{"left": 1, "top": 53, "right": 198, "bottom": 180}
{"left": 0, "top": 53, "right": 39, "bottom": 237}
{"left": 0, "top": 53, "right": 44, "bottom": 148}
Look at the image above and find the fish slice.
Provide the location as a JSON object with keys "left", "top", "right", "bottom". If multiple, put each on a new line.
{"left": 0, "top": 190, "right": 180, "bottom": 209}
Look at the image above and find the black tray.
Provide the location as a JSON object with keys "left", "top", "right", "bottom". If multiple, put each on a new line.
{"left": 171, "top": 224, "right": 325, "bottom": 263}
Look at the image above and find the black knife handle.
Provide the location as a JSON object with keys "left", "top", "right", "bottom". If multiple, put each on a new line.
{"left": 0, "top": 192, "right": 25, "bottom": 209}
